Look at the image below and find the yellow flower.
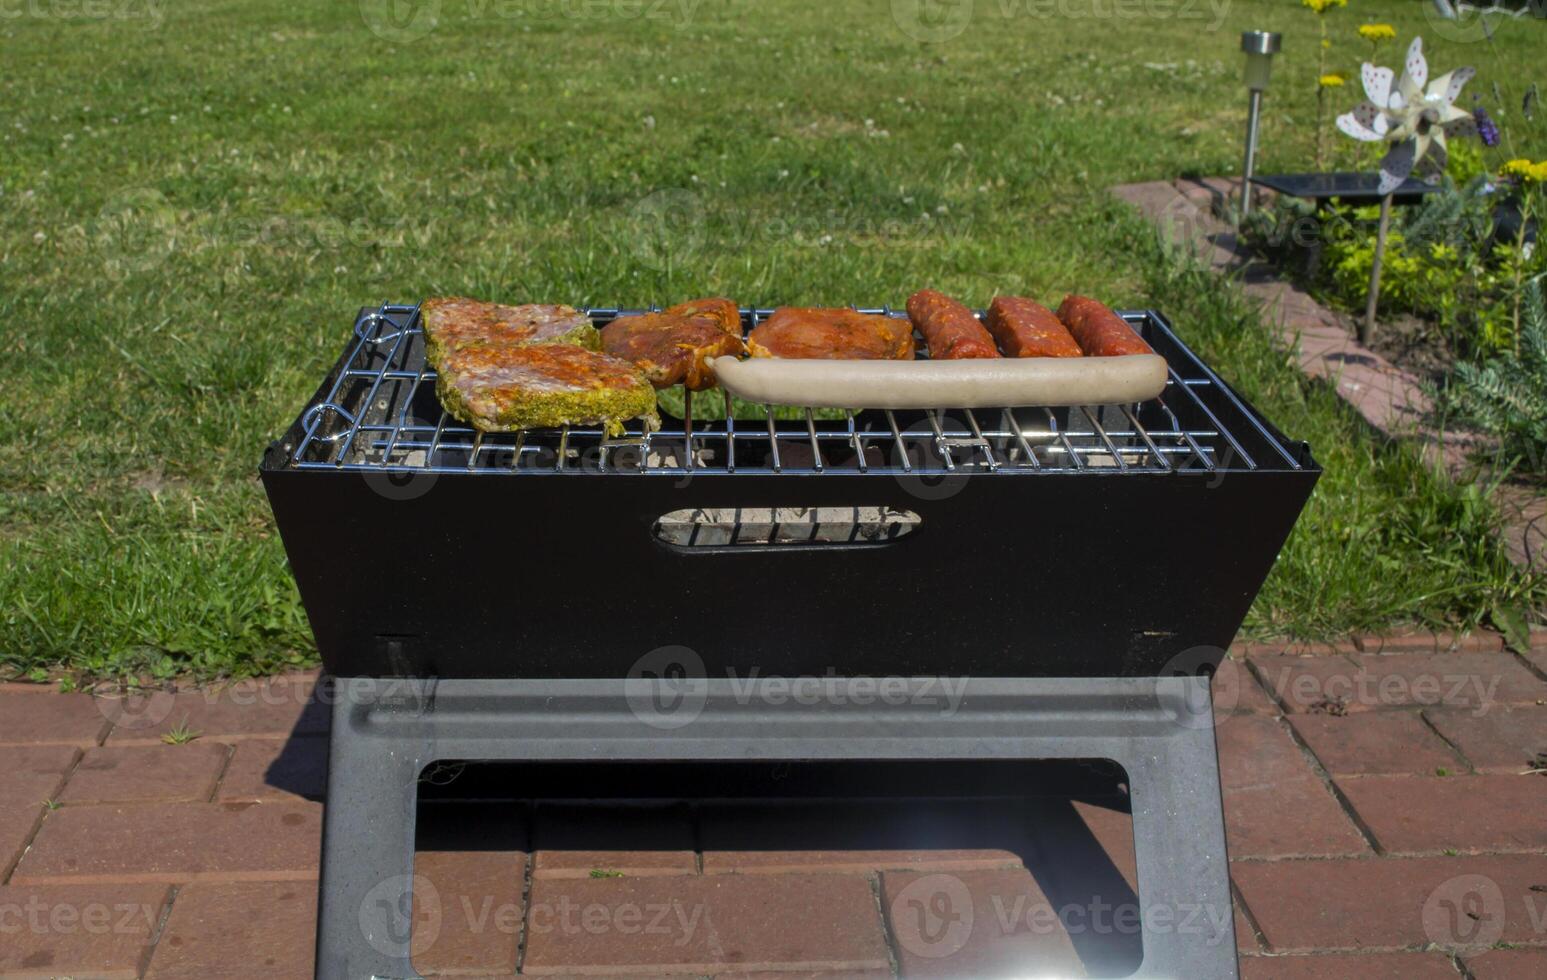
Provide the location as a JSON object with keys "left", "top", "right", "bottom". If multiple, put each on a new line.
{"left": 1302, "top": 0, "right": 1347, "bottom": 13}
{"left": 1500, "top": 159, "right": 1547, "bottom": 184}
{"left": 1501, "top": 158, "right": 1536, "bottom": 179}
{"left": 1319, "top": 73, "right": 1347, "bottom": 88}
{"left": 1358, "top": 23, "right": 1396, "bottom": 42}
{"left": 1322, "top": 38, "right": 1332, "bottom": 49}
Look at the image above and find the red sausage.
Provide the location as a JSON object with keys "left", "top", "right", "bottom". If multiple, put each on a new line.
{"left": 905, "top": 289, "right": 999, "bottom": 359}
{"left": 984, "top": 296, "right": 1083, "bottom": 358}
{"left": 1056, "top": 295, "right": 1154, "bottom": 356}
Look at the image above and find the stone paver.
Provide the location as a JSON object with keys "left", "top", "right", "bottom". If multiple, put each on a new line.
{"left": 412, "top": 850, "right": 526, "bottom": 976}
{"left": 1234, "top": 854, "right": 1547, "bottom": 952}
{"left": 0, "top": 883, "right": 172, "bottom": 978}
{"left": 1217, "top": 715, "right": 1321, "bottom": 789}
{"left": 5, "top": 645, "right": 1547, "bottom": 974}
{"left": 103, "top": 674, "right": 328, "bottom": 745}
{"left": 1069, "top": 799, "right": 1135, "bottom": 886}
{"left": 0, "top": 803, "right": 45, "bottom": 879}
{"left": 1239, "top": 951, "right": 1462, "bottom": 978}
{"left": 1423, "top": 705, "right": 1547, "bottom": 773}
{"left": 522, "top": 874, "right": 891, "bottom": 975}
{"left": 1287, "top": 712, "right": 1463, "bottom": 776}
{"left": 214, "top": 736, "right": 328, "bottom": 802}
{"left": 728, "top": 971, "right": 893, "bottom": 979}
{"left": 13, "top": 800, "right": 322, "bottom": 883}
{"left": 1216, "top": 715, "right": 1368, "bottom": 859}
{"left": 0, "top": 745, "right": 79, "bottom": 805}
{"left": 1335, "top": 774, "right": 1547, "bottom": 855}
{"left": 1215, "top": 656, "right": 1283, "bottom": 715}
{"left": 0, "top": 688, "right": 112, "bottom": 746}
{"left": 882, "top": 867, "right": 1089, "bottom": 979}
{"left": 143, "top": 880, "right": 315, "bottom": 979}
{"left": 1358, "top": 630, "right": 1506, "bottom": 653}
{"left": 534, "top": 803, "right": 696, "bottom": 878}
{"left": 1250, "top": 652, "right": 1546, "bottom": 714}
{"left": 1465, "top": 947, "right": 1547, "bottom": 980}
{"left": 58, "top": 742, "right": 229, "bottom": 805}
{"left": 700, "top": 799, "right": 1026, "bottom": 875}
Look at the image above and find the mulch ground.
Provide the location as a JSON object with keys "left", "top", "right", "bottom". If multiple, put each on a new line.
{"left": 2, "top": 632, "right": 1546, "bottom": 978}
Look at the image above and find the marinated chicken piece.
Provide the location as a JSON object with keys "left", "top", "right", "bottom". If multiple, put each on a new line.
{"left": 747, "top": 307, "right": 915, "bottom": 360}
{"left": 421, "top": 297, "right": 598, "bottom": 362}
{"left": 661, "top": 297, "right": 742, "bottom": 338}
{"left": 434, "top": 342, "right": 657, "bottom": 435}
{"left": 600, "top": 304, "right": 746, "bottom": 391}
{"left": 906, "top": 289, "right": 999, "bottom": 359}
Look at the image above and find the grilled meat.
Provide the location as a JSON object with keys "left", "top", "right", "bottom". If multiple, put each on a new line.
{"left": 1056, "top": 295, "right": 1155, "bottom": 356}
{"left": 421, "top": 297, "right": 599, "bottom": 363}
{"left": 905, "top": 290, "right": 999, "bottom": 359}
{"left": 661, "top": 297, "right": 741, "bottom": 338}
{"left": 434, "top": 342, "right": 657, "bottom": 436}
{"left": 747, "top": 307, "right": 915, "bottom": 360}
{"left": 985, "top": 296, "right": 1084, "bottom": 358}
{"left": 600, "top": 298, "right": 747, "bottom": 391}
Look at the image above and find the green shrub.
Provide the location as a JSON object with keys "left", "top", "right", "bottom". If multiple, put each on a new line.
{"left": 1439, "top": 282, "right": 1547, "bottom": 476}
{"left": 1244, "top": 177, "right": 1540, "bottom": 358}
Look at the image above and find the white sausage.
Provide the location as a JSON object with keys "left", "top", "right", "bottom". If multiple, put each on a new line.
{"left": 711, "top": 354, "right": 1169, "bottom": 409}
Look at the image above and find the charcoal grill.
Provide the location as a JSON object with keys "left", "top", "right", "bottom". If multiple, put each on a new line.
{"left": 262, "top": 303, "right": 1320, "bottom": 979}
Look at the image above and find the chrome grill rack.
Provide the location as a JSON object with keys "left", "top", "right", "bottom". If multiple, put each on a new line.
{"left": 282, "top": 302, "right": 1306, "bottom": 478}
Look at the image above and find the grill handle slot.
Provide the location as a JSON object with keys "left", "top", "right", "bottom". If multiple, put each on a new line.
{"left": 653, "top": 506, "right": 920, "bottom": 551}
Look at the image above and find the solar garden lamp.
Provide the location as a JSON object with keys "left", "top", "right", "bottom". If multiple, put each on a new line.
{"left": 1239, "top": 31, "right": 1282, "bottom": 219}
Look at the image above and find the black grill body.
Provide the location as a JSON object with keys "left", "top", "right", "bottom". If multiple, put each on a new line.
{"left": 260, "top": 304, "right": 1319, "bottom": 679}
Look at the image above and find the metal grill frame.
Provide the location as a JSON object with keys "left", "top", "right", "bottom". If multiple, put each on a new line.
{"left": 278, "top": 306, "right": 1300, "bottom": 980}
{"left": 277, "top": 302, "right": 1308, "bottom": 479}
{"left": 260, "top": 303, "right": 1319, "bottom": 682}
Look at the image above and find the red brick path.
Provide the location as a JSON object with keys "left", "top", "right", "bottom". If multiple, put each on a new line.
{"left": 1, "top": 635, "right": 1545, "bottom": 978}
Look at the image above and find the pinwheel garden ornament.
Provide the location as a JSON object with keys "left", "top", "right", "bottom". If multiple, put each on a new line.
{"left": 1334, "top": 37, "right": 1478, "bottom": 340}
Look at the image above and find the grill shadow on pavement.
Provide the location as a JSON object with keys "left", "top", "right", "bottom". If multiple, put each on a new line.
{"left": 410, "top": 759, "right": 1143, "bottom": 978}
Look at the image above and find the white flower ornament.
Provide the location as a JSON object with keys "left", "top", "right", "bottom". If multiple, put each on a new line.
{"left": 1335, "top": 37, "right": 1476, "bottom": 193}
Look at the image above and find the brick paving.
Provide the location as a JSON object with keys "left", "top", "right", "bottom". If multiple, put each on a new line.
{"left": 0, "top": 652, "right": 1543, "bottom": 978}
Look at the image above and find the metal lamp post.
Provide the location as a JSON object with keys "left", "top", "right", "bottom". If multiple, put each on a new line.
{"left": 1239, "top": 31, "right": 1282, "bottom": 219}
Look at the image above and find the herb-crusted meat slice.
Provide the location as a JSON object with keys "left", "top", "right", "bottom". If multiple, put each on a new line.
{"left": 600, "top": 299, "right": 747, "bottom": 391}
{"left": 420, "top": 297, "right": 598, "bottom": 363}
{"left": 747, "top": 307, "right": 915, "bottom": 360}
{"left": 435, "top": 342, "right": 658, "bottom": 435}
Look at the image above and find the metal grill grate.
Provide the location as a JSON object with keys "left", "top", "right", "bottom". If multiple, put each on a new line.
{"left": 284, "top": 302, "right": 1304, "bottom": 477}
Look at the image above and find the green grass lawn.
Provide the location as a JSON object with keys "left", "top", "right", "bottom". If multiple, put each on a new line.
{"left": 1, "top": 0, "right": 1543, "bottom": 678}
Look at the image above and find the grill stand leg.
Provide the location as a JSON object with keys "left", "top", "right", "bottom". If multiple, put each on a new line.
{"left": 314, "top": 676, "right": 1237, "bottom": 980}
